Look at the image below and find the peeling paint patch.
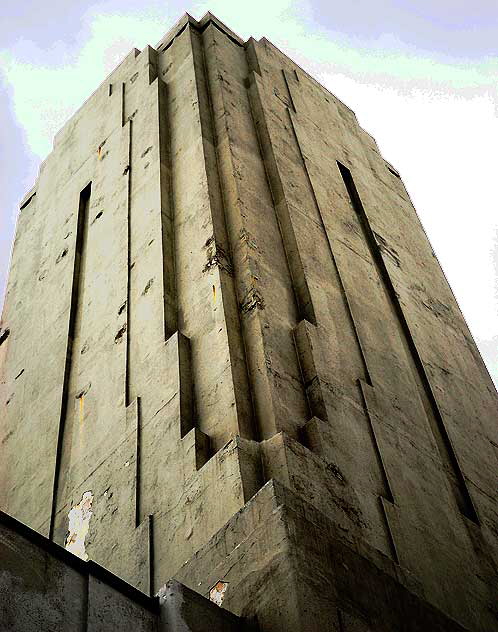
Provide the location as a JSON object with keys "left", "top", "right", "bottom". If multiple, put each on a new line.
{"left": 162, "top": 61, "right": 174, "bottom": 75}
{"left": 91, "top": 211, "right": 103, "bottom": 225}
{"left": 75, "top": 383, "right": 91, "bottom": 399}
{"left": 202, "top": 239, "right": 233, "bottom": 276}
{"left": 97, "top": 141, "right": 108, "bottom": 160}
{"left": 209, "top": 581, "right": 228, "bottom": 607}
{"left": 326, "top": 461, "right": 346, "bottom": 483}
{"left": 114, "top": 323, "right": 127, "bottom": 343}
{"left": 97, "top": 139, "right": 107, "bottom": 159}
{"left": 239, "top": 228, "right": 258, "bottom": 250}
{"left": 56, "top": 248, "right": 68, "bottom": 264}
{"left": 1, "top": 429, "right": 14, "bottom": 444}
{"left": 142, "top": 278, "right": 154, "bottom": 295}
{"left": 240, "top": 288, "right": 265, "bottom": 314}
{"left": 373, "top": 232, "right": 401, "bottom": 268}
{"left": 65, "top": 491, "right": 93, "bottom": 561}
{"left": 421, "top": 297, "right": 452, "bottom": 320}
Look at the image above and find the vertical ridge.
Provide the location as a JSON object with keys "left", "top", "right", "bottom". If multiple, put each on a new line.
{"left": 133, "top": 397, "right": 141, "bottom": 528}
{"left": 124, "top": 120, "right": 132, "bottom": 407}
{"left": 338, "top": 162, "right": 478, "bottom": 524}
{"left": 189, "top": 25, "right": 257, "bottom": 443}
{"left": 287, "top": 111, "right": 372, "bottom": 385}
{"left": 247, "top": 70, "right": 317, "bottom": 327}
{"left": 49, "top": 182, "right": 91, "bottom": 540}
{"left": 157, "top": 76, "right": 177, "bottom": 340}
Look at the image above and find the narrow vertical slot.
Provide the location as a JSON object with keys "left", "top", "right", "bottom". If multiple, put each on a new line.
{"left": 134, "top": 397, "right": 141, "bottom": 528}
{"left": 125, "top": 119, "right": 132, "bottom": 407}
{"left": 286, "top": 112, "right": 371, "bottom": 384}
{"left": 147, "top": 514, "right": 154, "bottom": 597}
{"left": 50, "top": 182, "right": 91, "bottom": 539}
{"left": 157, "top": 79, "right": 177, "bottom": 340}
{"left": 337, "top": 162, "right": 478, "bottom": 524}
{"left": 248, "top": 75, "right": 317, "bottom": 327}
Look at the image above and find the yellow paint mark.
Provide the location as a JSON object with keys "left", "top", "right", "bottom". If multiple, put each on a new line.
{"left": 79, "top": 395, "right": 84, "bottom": 425}
{"left": 212, "top": 284, "right": 216, "bottom": 302}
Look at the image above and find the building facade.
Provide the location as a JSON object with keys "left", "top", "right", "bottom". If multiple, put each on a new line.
{"left": 1, "top": 12, "right": 497, "bottom": 632}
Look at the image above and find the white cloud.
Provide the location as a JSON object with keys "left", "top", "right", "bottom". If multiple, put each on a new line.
{"left": 1, "top": 2, "right": 497, "bottom": 384}
{"left": 0, "top": 11, "right": 171, "bottom": 159}
{"left": 315, "top": 73, "right": 498, "bottom": 341}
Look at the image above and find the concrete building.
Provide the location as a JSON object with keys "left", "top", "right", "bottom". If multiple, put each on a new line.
{"left": 1, "top": 12, "right": 497, "bottom": 632}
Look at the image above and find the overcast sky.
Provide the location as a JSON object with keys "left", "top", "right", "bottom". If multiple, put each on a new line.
{"left": 1, "top": 0, "right": 497, "bottom": 386}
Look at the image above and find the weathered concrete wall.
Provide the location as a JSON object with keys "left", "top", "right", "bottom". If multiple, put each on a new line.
{"left": 176, "top": 480, "right": 473, "bottom": 632}
{"left": 1, "top": 11, "right": 497, "bottom": 632}
{"left": 0, "top": 510, "right": 247, "bottom": 631}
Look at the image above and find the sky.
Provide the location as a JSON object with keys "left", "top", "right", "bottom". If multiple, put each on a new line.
{"left": 1, "top": 0, "right": 497, "bottom": 386}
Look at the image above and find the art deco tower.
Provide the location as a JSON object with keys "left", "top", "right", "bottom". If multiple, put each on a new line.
{"left": 1, "top": 13, "right": 497, "bottom": 632}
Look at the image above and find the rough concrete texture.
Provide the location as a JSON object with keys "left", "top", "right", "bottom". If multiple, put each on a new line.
{"left": 1, "top": 11, "right": 497, "bottom": 632}
{"left": 176, "top": 479, "right": 472, "bottom": 632}
{"left": 0, "top": 510, "right": 248, "bottom": 631}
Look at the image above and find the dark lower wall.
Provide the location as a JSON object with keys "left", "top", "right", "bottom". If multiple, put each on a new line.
{"left": 0, "top": 511, "right": 248, "bottom": 632}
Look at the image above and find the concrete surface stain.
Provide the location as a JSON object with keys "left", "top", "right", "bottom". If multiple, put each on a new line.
{"left": 209, "top": 580, "right": 228, "bottom": 607}
{"left": 65, "top": 491, "right": 93, "bottom": 561}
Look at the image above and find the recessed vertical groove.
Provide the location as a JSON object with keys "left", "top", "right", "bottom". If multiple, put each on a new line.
{"left": 358, "top": 383, "right": 395, "bottom": 505}
{"left": 380, "top": 499, "right": 399, "bottom": 564}
{"left": 193, "top": 27, "right": 258, "bottom": 442}
{"left": 49, "top": 182, "right": 91, "bottom": 540}
{"left": 157, "top": 78, "right": 177, "bottom": 340}
{"left": 338, "top": 161, "right": 479, "bottom": 524}
{"left": 281, "top": 69, "right": 296, "bottom": 113}
{"left": 286, "top": 111, "right": 372, "bottom": 386}
{"left": 134, "top": 397, "right": 141, "bottom": 528}
{"left": 120, "top": 82, "right": 125, "bottom": 127}
{"left": 359, "top": 379, "right": 399, "bottom": 562}
{"left": 124, "top": 120, "right": 132, "bottom": 407}
{"left": 148, "top": 514, "right": 154, "bottom": 597}
{"left": 247, "top": 72, "right": 316, "bottom": 327}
